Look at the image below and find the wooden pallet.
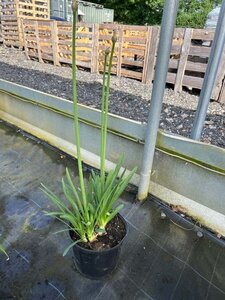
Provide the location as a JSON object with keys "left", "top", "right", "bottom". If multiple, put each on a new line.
{"left": 22, "top": 19, "right": 94, "bottom": 69}
{"left": 167, "top": 28, "right": 225, "bottom": 101}
{"left": 21, "top": 20, "right": 225, "bottom": 102}
{"left": 98, "top": 24, "right": 153, "bottom": 81}
{"left": 0, "top": 0, "right": 50, "bottom": 48}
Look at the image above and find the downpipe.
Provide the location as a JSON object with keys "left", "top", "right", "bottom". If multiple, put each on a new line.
{"left": 137, "top": 0, "right": 180, "bottom": 200}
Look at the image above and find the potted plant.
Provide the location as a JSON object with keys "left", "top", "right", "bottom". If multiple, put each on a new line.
{"left": 41, "top": 0, "right": 137, "bottom": 279}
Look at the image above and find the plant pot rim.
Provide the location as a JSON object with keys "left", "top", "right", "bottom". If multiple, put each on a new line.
{"left": 69, "top": 213, "right": 128, "bottom": 254}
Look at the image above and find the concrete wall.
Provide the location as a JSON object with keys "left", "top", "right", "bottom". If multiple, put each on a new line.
{"left": 0, "top": 79, "right": 225, "bottom": 236}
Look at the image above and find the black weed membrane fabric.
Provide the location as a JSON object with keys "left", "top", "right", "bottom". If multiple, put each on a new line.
{"left": 0, "top": 120, "right": 225, "bottom": 300}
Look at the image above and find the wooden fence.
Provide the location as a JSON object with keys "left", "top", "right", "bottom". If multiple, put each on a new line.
{"left": 0, "top": 0, "right": 49, "bottom": 48}
{"left": 22, "top": 20, "right": 154, "bottom": 83}
{"left": 6, "top": 19, "right": 225, "bottom": 103}
{"left": 168, "top": 28, "right": 225, "bottom": 102}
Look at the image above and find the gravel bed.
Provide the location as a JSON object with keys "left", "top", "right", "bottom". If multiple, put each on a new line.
{"left": 0, "top": 45, "right": 224, "bottom": 148}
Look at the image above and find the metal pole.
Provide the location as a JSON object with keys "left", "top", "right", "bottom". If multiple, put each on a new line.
{"left": 137, "top": 0, "right": 179, "bottom": 201}
{"left": 191, "top": 0, "right": 225, "bottom": 140}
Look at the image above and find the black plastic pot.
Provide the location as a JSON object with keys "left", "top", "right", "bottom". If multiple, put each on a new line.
{"left": 69, "top": 214, "right": 127, "bottom": 279}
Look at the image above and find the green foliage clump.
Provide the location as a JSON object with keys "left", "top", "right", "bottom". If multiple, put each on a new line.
{"left": 89, "top": 0, "right": 221, "bottom": 28}
{"left": 90, "top": 0, "right": 164, "bottom": 25}
{"left": 41, "top": 1, "right": 137, "bottom": 256}
{"left": 177, "top": 0, "right": 221, "bottom": 28}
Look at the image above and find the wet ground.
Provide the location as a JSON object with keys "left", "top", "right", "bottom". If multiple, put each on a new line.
{"left": 0, "top": 120, "right": 225, "bottom": 300}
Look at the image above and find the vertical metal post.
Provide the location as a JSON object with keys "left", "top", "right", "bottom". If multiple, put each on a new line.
{"left": 137, "top": 0, "right": 179, "bottom": 201}
{"left": 191, "top": 0, "right": 225, "bottom": 140}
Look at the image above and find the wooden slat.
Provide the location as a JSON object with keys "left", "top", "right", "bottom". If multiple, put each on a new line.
{"left": 173, "top": 28, "right": 185, "bottom": 39}
{"left": 218, "top": 80, "right": 225, "bottom": 104}
{"left": 171, "top": 44, "right": 182, "bottom": 55}
{"left": 52, "top": 20, "right": 59, "bottom": 66}
{"left": 2, "top": 35, "right": 19, "bottom": 41}
{"left": 76, "top": 42, "right": 92, "bottom": 47}
{"left": 27, "top": 44, "right": 38, "bottom": 50}
{"left": 121, "top": 69, "right": 143, "bottom": 80}
{"left": 117, "top": 26, "right": 123, "bottom": 77}
{"left": 174, "top": 28, "right": 193, "bottom": 93}
{"left": 1, "top": 15, "right": 17, "bottom": 21}
{"left": 99, "top": 23, "right": 119, "bottom": 30}
{"left": 167, "top": 73, "right": 204, "bottom": 89}
{"left": 122, "top": 48, "right": 145, "bottom": 56}
{"left": 169, "top": 59, "right": 207, "bottom": 73}
{"left": 35, "top": 20, "right": 43, "bottom": 63}
{"left": 182, "top": 75, "right": 203, "bottom": 89}
{"left": 21, "top": 19, "right": 29, "bottom": 59}
{"left": 212, "top": 49, "right": 225, "bottom": 100}
{"left": 123, "top": 36, "right": 147, "bottom": 44}
{"left": 76, "top": 51, "right": 92, "bottom": 58}
{"left": 122, "top": 24, "right": 148, "bottom": 31}
{"left": 58, "top": 40, "right": 72, "bottom": 46}
{"left": 142, "top": 26, "right": 152, "bottom": 83}
{"left": 192, "top": 29, "right": 215, "bottom": 40}
{"left": 59, "top": 49, "right": 72, "bottom": 55}
{"left": 122, "top": 58, "right": 143, "bottom": 67}
{"left": 41, "top": 49, "right": 53, "bottom": 56}
{"left": 185, "top": 61, "right": 207, "bottom": 73}
{"left": 38, "top": 53, "right": 53, "bottom": 61}
{"left": 76, "top": 60, "right": 91, "bottom": 69}
{"left": 91, "top": 23, "right": 99, "bottom": 73}
{"left": 144, "top": 26, "right": 159, "bottom": 85}
{"left": 189, "top": 46, "right": 211, "bottom": 57}
{"left": 27, "top": 51, "right": 38, "bottom": 58}
{"left": 99, "top": 34, "right": 113, "bottom": 40}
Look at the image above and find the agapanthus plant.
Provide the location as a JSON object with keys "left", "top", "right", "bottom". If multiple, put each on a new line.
{"left": 41, "top": 0, "right": 136, "bottom": 256}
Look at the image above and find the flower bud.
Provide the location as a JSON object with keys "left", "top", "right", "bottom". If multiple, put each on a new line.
{"left": 72, "top": 0, "right": 78, "bottom": 12}
{"left": 112, "top": 31, "right": 117, "bottom": 43}
{"left": 105, "top": 47, "right": 110, "bottom": 56}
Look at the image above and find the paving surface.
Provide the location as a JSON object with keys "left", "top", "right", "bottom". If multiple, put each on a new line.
{"left": 0, "top": 46, "right": 224, "bottom": 148}
{"left": 0, "top": 120, "right": 225, "bottom": 300}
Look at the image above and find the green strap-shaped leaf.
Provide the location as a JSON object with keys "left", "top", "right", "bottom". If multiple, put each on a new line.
{"left": 0, "top": 244, "right": 8, "bottom": 259}
{"left": 63, "top": 239, "right": 83, "bottom": 257}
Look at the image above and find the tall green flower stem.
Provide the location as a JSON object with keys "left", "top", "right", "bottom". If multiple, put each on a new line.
{"left": 71, "top": 2, "right": 96, "bottom": 242}
{"left": 72, "top": 3, "right": 87, "bottom": 213}
{"left": 100, "top": 36, "right": 116, "bottom": 188}
{"left": 100, "top": 51, "right": 109, "bottom": 188}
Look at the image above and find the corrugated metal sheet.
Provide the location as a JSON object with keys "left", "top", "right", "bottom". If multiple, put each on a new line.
{"left": 78, "top": 3, "right": 114, "bottom": 23}
{"left": 50, "top": 0, "right": 114, "bottom": 23}
{"left": 50, "top": 0, "right": 66, "bottom": 19}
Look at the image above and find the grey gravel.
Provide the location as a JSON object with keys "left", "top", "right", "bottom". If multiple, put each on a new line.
{"left": 0, "top": 45, "right": 224, "bottom": 148}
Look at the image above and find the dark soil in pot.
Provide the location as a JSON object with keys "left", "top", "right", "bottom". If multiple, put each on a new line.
{"left": 71, "top": 214, "right": 126, "bottom": 250}
{"left": 69, "top": 214, "right": 127, "bottom": 279}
